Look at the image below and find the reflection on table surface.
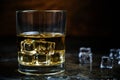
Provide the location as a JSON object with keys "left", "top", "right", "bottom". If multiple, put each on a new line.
{"left": 0, "top": 36, "right": 120, "bottom": 80}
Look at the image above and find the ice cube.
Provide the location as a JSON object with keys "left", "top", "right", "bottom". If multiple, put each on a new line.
{"left": 18, "top": 51, "right": 33, "bottom": 65}
{"left": 100, "top": 56, "right": 113, "bottom": 69}
{"left": 78, "top": 47, "right": 92, "bottom": 64}
{"left": 109, "top": 48, "right": 118, "bottom": 59}
{"left": 21, "top": 39, "right": 36, "bottom": 53}
{"left": 35, "top": 40, "right": 55, "bottom": 55}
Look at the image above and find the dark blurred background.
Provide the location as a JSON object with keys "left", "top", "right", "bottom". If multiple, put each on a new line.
{"left": 0, "top": 0, "right": 117, "bottom": 51}
{"left": 0, "top": 0, "right": 113, "bottom": 37}
{"left": 1, "top": 1, "right": 120, "bottom": 79}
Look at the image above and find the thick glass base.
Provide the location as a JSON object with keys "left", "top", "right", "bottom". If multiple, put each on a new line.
{"left": 18, "top": 63, "right": 65, "bottom": 76}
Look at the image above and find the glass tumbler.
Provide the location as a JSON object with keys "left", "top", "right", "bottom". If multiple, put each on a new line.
{"left": 16, "top": 10, "right": 67, "bottom": 75}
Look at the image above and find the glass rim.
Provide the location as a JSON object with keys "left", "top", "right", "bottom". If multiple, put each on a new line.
{"left": 16, "top": 10, "right": 67, "bottom": 13}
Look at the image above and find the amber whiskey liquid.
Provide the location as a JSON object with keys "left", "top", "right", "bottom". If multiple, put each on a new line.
{"left": 17, "top": 32, "right": 65, "bottom": 75}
